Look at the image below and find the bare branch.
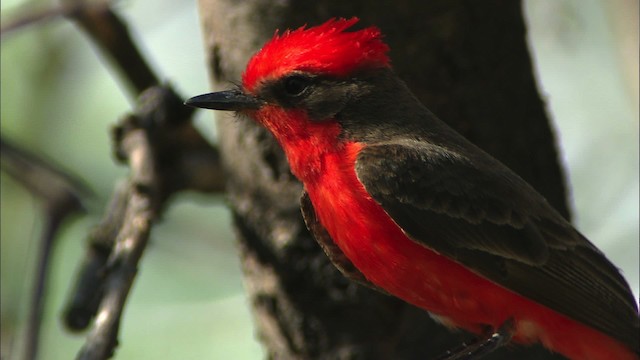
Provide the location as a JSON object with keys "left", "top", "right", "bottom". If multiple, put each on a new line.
{"left": 75, "top": 139, "right": 156, "bottom": 360}
{"left": 63, "top": 0, "right": 159, "bottom": 96}
{"left": 64, "top": 182, "right": 129, "bottom": 332}
{"left": 0, "top": 137, "right": 91, "bottom": 207}
{"left": 0, "top": 137, "right": 89, "bottom": 360}
{"left": 0, "top": 0, "right": 109, "bottom": 39}
{"left": 4, "top": 2, "right": 226, "bottom": 357}
{"left": 72, "top": 85, "right": 224, "bottom": 359}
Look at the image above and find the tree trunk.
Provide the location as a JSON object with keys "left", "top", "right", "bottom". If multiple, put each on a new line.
{"left": 195, "top": 1, "right": 569, "bottom": 359}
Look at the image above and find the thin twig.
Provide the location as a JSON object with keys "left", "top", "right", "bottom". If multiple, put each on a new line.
{"left": 0, "top": 138, "right": 91, "bottom": 205}
{"left": 24, "top": 210, "right": 70, "bottom": 360}
{"left": 63, "top": 182, "right": 129, "bottom": 332}
{"left": 73, "top": 85, "right": 224, "bottom": 359}
{"left": 63, "top": 0, "right": 159, "bottom": 96}
{"left": 54, "top": 2, "right": 225, "bottom": 356}
{"left": 0, "top": 0, "right": 110, "bottom": 39}
{"left": 0, "top": 137, "right": 89, "bottom": 360}
{"left": 3, "top": 2, "right": 226, "bottom": 358}
{"left": 76, "top": 129, "right": 158, "bottom": 360}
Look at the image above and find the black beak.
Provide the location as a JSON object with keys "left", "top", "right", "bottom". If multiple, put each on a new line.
{"left": 184, "top": 89, "right": 262, "bottom": 111}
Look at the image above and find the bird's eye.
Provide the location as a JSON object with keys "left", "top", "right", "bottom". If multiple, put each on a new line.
{"left": 283, "top": 75, "right": 312, "bottom": 96}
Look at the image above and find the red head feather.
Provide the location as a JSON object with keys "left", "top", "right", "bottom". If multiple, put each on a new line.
{"left": 242, "top": 18, "right": 390, "bottom": 93}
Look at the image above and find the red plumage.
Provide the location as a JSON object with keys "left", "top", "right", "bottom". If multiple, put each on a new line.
{"left": 302, "top": 140, "right": 636, "bottom": 360}
{"left": 187, "top": 17, "right": 639, "bottom": 360}
{"left": 243, "top": 18, "right": 390, "bottom": 93}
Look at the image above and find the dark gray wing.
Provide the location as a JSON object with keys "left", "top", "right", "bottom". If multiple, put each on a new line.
{"left": 355, "top": 142, "right": 639, "bottom": 350}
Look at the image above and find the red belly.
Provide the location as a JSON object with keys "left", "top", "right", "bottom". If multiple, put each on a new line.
{"left": 302, "top": 143, "right": 636, "bottom": 360}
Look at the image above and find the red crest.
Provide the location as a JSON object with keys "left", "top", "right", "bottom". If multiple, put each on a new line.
{"left": 242, "top": 18, "right": 390, "bottom": 93}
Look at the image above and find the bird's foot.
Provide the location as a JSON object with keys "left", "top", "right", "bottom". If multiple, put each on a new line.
{"left": 435, "top": 319, "right": 515, "bottom": 360}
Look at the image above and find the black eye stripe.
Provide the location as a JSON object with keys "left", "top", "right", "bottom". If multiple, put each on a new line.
{"left": 256, "top": 73, "right": 343, "bottom": 111}
{"left": 283, "top": 75, "right": 312, "bottom": 96}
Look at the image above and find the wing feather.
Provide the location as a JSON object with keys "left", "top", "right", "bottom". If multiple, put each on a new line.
{"left": 355, "top": 142, "right": 639, "bottom": 349}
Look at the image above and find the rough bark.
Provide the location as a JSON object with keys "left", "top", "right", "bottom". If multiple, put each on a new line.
{"left": 195, "top": 1, "right": 569, "bottom": 359}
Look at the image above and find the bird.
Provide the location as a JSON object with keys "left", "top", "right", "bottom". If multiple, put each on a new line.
{"left": 186, "top": 18, "right": 639, "bottom": 360}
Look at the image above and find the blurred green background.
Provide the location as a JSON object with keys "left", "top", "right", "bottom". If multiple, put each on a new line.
{"left": 1, "top": 0, "right": 637, "bottom": 359}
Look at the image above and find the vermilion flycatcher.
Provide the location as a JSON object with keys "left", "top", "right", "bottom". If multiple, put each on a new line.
{"left": 187, "top": 18, "right": 639, "bottom": 360}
